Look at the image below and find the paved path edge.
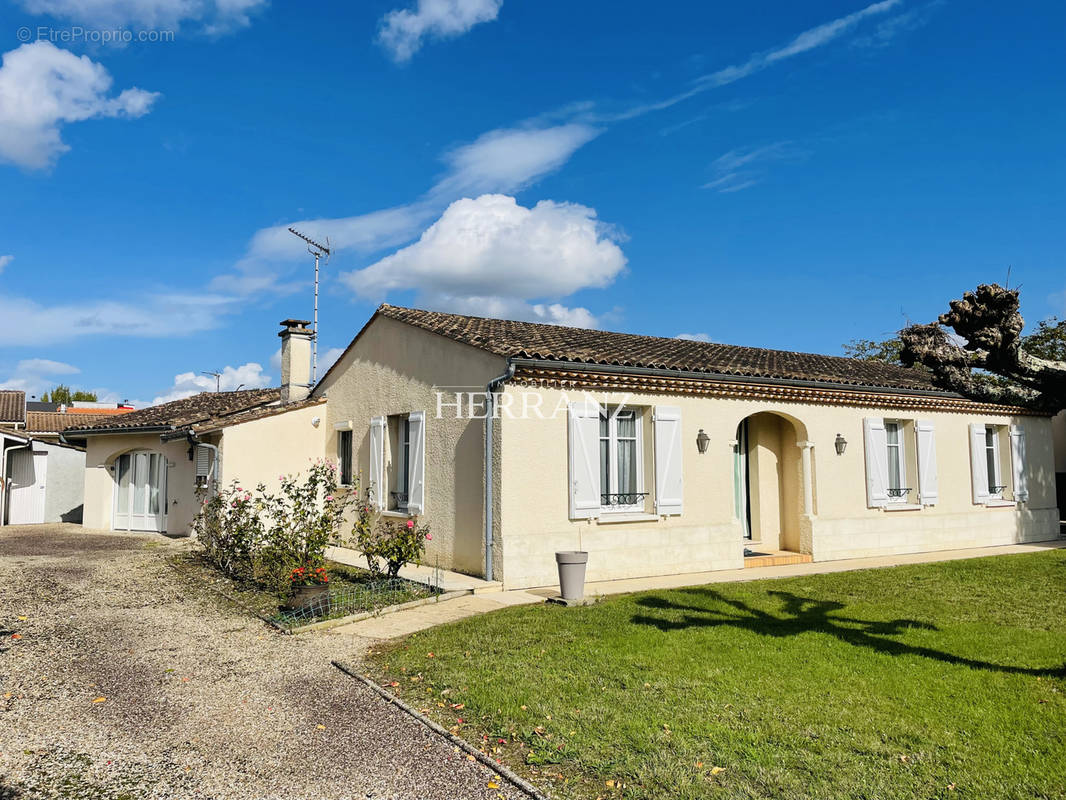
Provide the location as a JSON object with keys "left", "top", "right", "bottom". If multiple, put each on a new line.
{"left": 331, "top": 660, "right": 551, "bottom": 800}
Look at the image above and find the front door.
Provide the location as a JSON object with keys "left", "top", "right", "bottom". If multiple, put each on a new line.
{"left": 734, "top": 420, "right": 752, "bottom": 541}
{"left": 7, "top": 449, "right": 47, "bottom": 524}
{"left": 113, "top": 452, "right": 167, "bottom": 532}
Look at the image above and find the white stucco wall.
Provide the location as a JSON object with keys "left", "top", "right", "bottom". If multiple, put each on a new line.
{"left": 499, "top": 384, "right": 1060, "bottom": 589}
{"left": 314, "top": 315, "right": 508, "bottom": 578}
{"left": 41, "top": 442, "right": 86, "bottom": 523}
{"left": 218, "top": 403, "right": 327, "bottom": 492}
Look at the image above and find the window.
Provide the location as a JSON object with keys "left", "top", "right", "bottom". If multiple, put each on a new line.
{"left": 390, "top": 415, "right": 412, "bottom": 510}
{"left": 598, "top": 406, "right": 645, "bottom": 511}
{"left": 884, "top": 421, "right": 908, "bottom": 501}
{"left": 337, "top": 430, "right": 353, "bottom": 486}
{"left": 984, "top": 425, "right": 1003, "bottom": 498}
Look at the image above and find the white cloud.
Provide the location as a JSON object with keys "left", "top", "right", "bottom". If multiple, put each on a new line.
{"left": 0, "top": 255, "right": 12, "bottom": 274}
{"left": 318, "top": 346, "right": 346, "bottom": 375}
{"left": 0, "top": 357, "right": 81, "bottom": 397}
{"left": 342, "top": 194, "right": 626, "bottom": 323}
{"left": 0, "top": 42, "right": 160, "bottom": 170}
{"left": 221, "top": 122, "right": 600, "bottom": 293}
{"left": 153, "top": 362, "right": 271, "bottom": 404}
{"left": 702, "top": 141, "right": 808, "bottom": 193}
{"left": 378, "top": 0, "right": 502, "bottom": 62}
{"left": 676, "top": 333, "right": 713, "bottom": 343}
{"left": 0, "top": 291, "right": 232, "bottom": 346}
{"left": 851, "top": 2, "right": 941, "bottom": 49}
{"left": 17, "top": 0, "right": 267, "bottom": 34}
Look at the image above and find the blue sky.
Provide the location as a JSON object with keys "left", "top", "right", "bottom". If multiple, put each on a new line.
{"left": 1, "top": 0, "right": 1064, "bottom": 405}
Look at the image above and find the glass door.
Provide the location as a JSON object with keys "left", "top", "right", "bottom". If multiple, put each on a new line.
{"left": 113, "top": 452, "right": 167, "bottom": 532}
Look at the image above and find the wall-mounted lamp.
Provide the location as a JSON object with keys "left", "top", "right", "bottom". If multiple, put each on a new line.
{"left": 311, "top": 416, "right": 321, "bottom": 428}
{"left": 696, "top": 429, "right": 710, "bottom": 454}
{"left": 834, "top": 433, "right": 847, "bottom": 455}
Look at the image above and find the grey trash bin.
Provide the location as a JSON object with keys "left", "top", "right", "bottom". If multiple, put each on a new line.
{"left": 555, "top": 551, "right": 588, "bottom": 601}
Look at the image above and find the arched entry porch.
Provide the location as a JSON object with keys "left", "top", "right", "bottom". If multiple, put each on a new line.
{"left": 733, "top": 411, "right": 814, "bottom": 559}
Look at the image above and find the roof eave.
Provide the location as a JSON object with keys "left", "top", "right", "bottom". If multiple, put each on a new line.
{"left": 65, "top": 424, "right": 176, "bottom": 437}
{"left": 508, "top": 357, "right": 959, "bottom": 400}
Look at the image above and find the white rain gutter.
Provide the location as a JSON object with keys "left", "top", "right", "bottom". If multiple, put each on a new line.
{"left": 483, "top": 361, "right": 515, "bottom": 582}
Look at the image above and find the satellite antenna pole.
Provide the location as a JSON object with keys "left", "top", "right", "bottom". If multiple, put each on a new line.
{"left": 287, "top": 227, "right": 331, "bottom": 382}
{"left": 201, "top": 370, "right": 222, "bottom": 392}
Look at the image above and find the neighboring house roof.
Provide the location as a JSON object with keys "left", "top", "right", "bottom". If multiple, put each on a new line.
{"left": 25, "top": 412, "right": 122, "bottom": 433}
{"left": 65, "top": 388, "right": 283, "bottom": 436}
{"left": 65, "top": 407, "right": 135, "bottom": 415}
{"left": 368, "top": 305, "right": 938, "bottom": 393}
{"left": 0, "top": 390, "right": 26, "bottom": 423}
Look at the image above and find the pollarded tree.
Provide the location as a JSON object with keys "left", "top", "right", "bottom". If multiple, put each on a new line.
{"left": 899, "top": 284, "right": 1066, "bottom": 412}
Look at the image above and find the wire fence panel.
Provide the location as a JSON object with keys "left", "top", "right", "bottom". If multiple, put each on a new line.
{"left": 270, "top": 573, "right": 443, "bottom": 630}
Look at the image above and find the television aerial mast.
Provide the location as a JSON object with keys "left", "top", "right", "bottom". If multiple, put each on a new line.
{"left": 287, "top": 227, "right": 331, "bottom": 382}
{"left": 201, "top": 370, "right": 222, "bottom": 392}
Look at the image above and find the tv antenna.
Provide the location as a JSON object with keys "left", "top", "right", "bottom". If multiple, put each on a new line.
{"left": 201, "top": 370, "right": 222, "bottom": 392}
{"left": 288, "top": 227, "right": 331, "bottom": 382}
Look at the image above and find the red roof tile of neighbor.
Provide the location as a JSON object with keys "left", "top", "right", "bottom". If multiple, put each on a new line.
{"left": 0, "top": 390, "right": 26, "bottom": 423}
{"left": 65, "top": 407, "right": 135, "bottom": 415}
{"left": 66, "top": 388, "right": 283, "bottom": 435}
{"left": 374, "top": 305, "right": 939, "bottom": 393}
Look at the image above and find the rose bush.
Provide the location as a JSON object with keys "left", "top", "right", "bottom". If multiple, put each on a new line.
{"left": 194, "top": 460, "right": 351, "bottom": 594}
{"left": 355, "top": 514, "right": 432, "bottom": 579}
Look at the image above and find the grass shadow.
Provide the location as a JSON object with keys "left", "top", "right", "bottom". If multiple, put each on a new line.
{"left": 632, "top": 588, "right": 1065, "bottom": 677}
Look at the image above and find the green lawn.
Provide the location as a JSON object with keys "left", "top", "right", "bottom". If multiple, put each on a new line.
{"left": 368, "top": 551, "right": 1066, "bottom": 800}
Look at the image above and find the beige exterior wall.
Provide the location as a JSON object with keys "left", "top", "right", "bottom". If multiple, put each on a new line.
{"left": 82, "top": 433, "right": 202, "bottom": 534}
{"left": 499, "top": 385, "right": 1060, "bottom": 589}
{"left": 219, "top": 403, "right": 326, "bottom": 492}
{"left": 314, "top": 315, "right": 508, "bottom": 577}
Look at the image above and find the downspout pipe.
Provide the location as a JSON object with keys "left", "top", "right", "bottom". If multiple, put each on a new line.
{"left": 484, "top": 361, "right": 515, "bottom": 582}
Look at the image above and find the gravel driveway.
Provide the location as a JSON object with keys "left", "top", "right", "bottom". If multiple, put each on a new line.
{"left": 0, "top": 524, "right": 528, "bottom": 800}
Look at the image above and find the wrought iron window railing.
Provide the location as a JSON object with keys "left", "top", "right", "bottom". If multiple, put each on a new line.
{"left": 988, "top": 484, "right": 1007, "bottom": 495}
{"left": 390, "top": 491, "right": 409, "bottom": 507}
{"left": 886, "top": 487, "right": 912, "bottom": 499}
{"left": 601, "top": 492, "right": 649, "bottom": 507}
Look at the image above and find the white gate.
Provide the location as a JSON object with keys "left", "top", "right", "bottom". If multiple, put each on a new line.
{"left": 7, "top": 449, "right": 48, "bottom": 525}
{"left": 113, "top": 452, "right": 167, "bottom": 532}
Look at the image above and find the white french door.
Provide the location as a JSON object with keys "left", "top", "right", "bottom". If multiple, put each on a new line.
{"left": 113, "top": 452, "right": 167, "bottom": 532}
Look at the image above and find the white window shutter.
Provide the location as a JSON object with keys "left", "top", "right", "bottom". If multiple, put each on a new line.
{"left": 1010, "top": 425, "right": 1028, "bottom": 502}
{"left": 194, "top": 445, "right": 212, "bottom": 479}
{"left": 653, "top": 405, "right": 684, "bottom": 516}
{"left": 915, "top": 420, "right": 938, "bottom": 506}
{"left": 407, "top": 411, "right": 427, "bottom": 514}
{"left": 369, "top": 416, "right": 385, "bottom": 511}
{"left": 567, "top": 401, "right": 601, "bottom": 519}
{"left": 969, "top": 423, "right": 990, "bottom": 505}
{"left": 863, "top": 418, "right": 889, "bottom": 508}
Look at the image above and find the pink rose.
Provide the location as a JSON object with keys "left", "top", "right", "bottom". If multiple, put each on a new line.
{"left": 325, "top": 495, "right": 334, "bottom": 502}
{"left": 406, "top": 520, "right": 414, "bottom": 529}
{"left": 425, "top": 533, "right": 432, "bottom": 541}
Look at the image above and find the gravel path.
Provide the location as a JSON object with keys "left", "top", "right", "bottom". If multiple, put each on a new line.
{"left": 0, "top": 524, "right": 529, "bottom": 800}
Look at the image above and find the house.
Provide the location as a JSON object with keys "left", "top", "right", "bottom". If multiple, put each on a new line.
{"left": 1, "top": 390, "right": 89, "bottom": 526}
{"left": 72, "top": 309, "right": 1061, "bottom": 588}
{"left": 68, "top": 360, "right": 325, "bottom": 534}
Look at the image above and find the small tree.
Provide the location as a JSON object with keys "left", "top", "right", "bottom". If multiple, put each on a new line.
{"left": 42, "top": 385, "right": 98, "bottom": 403}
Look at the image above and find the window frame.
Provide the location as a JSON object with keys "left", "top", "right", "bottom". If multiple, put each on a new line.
{"left": 985, "top": 425, "right": 1003, "bottom": 498}
{"left": 598, "top": 405, "right": 645, "bottom": 514}
{"left": 387, "top": 414, "right": 412, "bottom": 511}
{"left": 883, "top": 419, "right": 909, "bottom": 503}
{"left": 337, "top": 430, "right": 353, "bottom": 486}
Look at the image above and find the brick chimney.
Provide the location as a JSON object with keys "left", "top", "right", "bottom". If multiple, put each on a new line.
{"left": 278, "top": 319, "right": 313, "bottom": 403}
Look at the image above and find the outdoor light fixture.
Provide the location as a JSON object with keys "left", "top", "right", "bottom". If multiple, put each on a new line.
{"left": 696, "top": 429, "right": 710, "bottom": 454}
{"left": 834, "top": 433, "right": 847, "bottom": 455}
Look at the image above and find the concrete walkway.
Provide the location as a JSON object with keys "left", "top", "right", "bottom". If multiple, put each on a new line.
{"left": 333, "top": 539, "right": 1065, "bottom": 640}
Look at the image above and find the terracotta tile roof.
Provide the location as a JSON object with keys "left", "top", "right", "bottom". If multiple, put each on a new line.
{"left": 376, "top": 305, "right": 939, "bottom": 393}
{"left": 0, "top": 390, "right": 25, "bottom": 423}
{"left": 162, "top": 396, "right": 326, "bottom": 439}
{"left": 26, "top": 412, "right": 124, "bottom": 433}
{"left": 66, "top": 388, "right": 282, "bottom": 435}
{"left": 65, "top": 407, "right": 135, "bottom": 415}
